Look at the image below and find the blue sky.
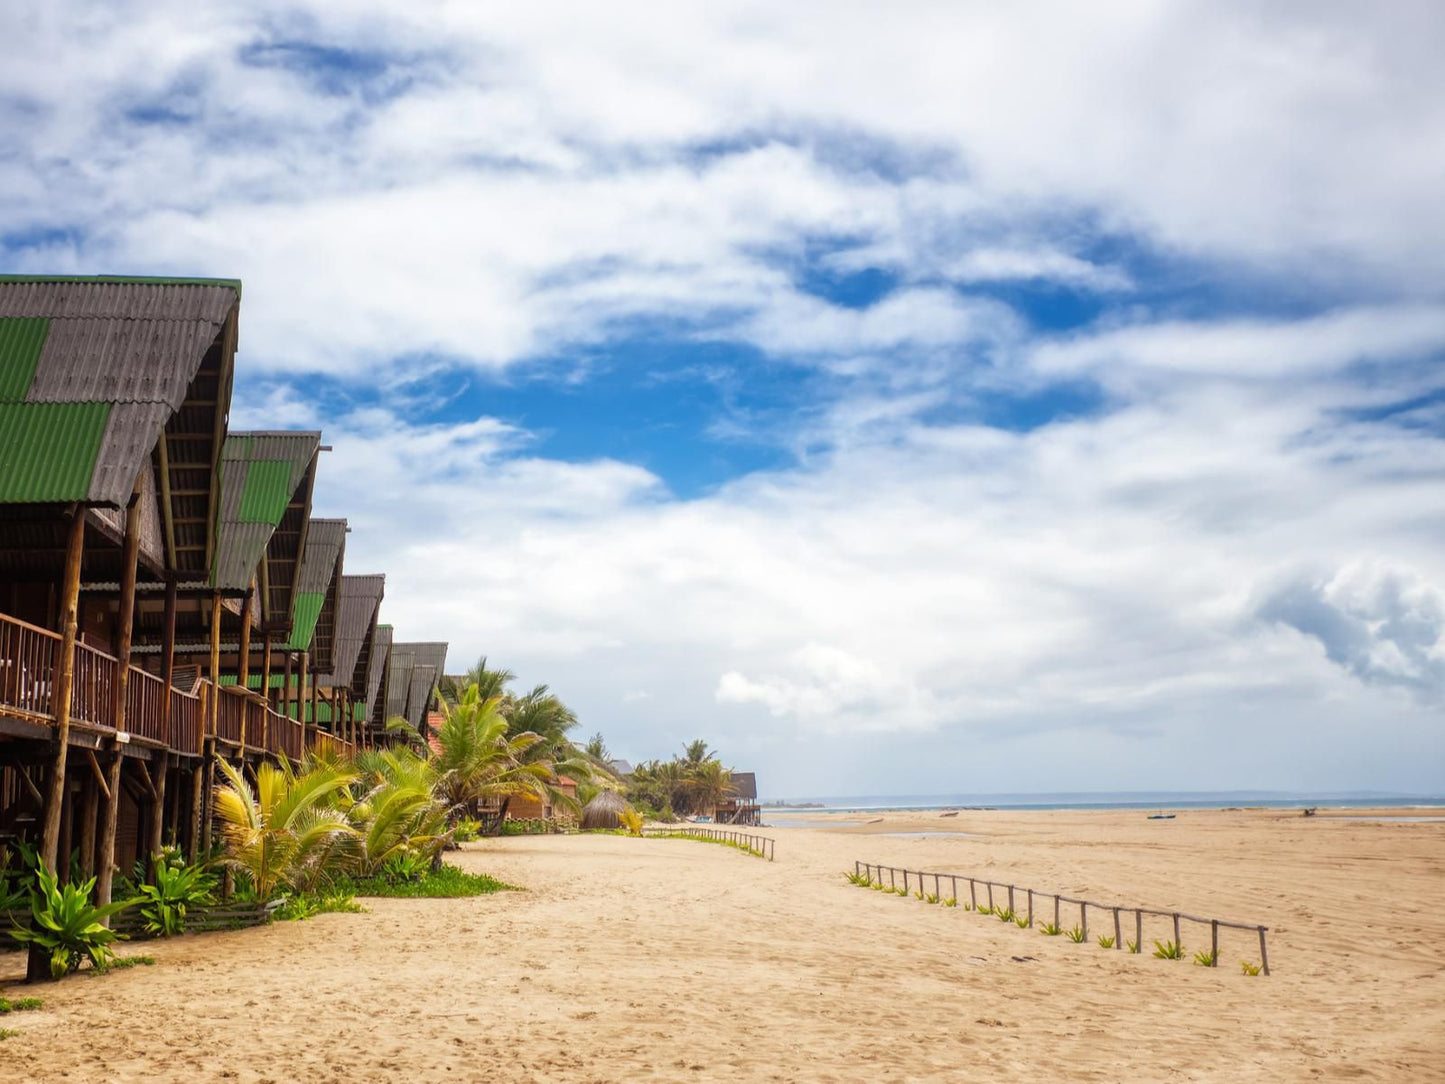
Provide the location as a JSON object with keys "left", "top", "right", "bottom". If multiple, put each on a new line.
{"left": 3, "top": 2, "right": 1445, "bottom": 796}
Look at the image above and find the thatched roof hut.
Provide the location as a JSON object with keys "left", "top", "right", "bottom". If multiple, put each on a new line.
{"left": 580, "top": 790, "right": 630, "bottom": 830}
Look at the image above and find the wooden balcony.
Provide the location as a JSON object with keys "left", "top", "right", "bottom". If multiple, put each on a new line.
{"left": 0, "top": 610, "right": 341, "bottom": 762}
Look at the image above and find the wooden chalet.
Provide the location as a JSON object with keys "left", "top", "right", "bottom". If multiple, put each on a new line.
{"left": 715, "top": 771, "right": 760, "bottom": 825}
{"left": 381, "top": 641, "right": 449, "bottom": 738}
{"left": 316, "top": 573, "right": 385, "bottom": 746}
{"left": 0, "top": 278, "right": 381, "bottom": 978}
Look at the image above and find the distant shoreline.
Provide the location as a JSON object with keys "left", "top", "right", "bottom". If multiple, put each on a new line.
{"left": 762, "top": 794, "right": 1445, "bottom": 815}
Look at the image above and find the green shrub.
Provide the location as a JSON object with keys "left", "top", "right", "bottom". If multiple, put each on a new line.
{"left": 0, "top": 1027, "right": 19, "bottom": 1040}
{"left": 1015, "top": 914, "right": 1030, "bottom": 928}
{"left": 995, "top": 906, "right": 1015, "bottom": 923}
{"left": 1097, "top": 935, "right": 1115, "bottom": 949}
{"left": 137, "top": 854, "right": 216, "bottom": 938}
{"left": 1065, "top": 926, "right": 1086, "bottom": 943}
{"left": 452, "top": 818, "right": 482, "bottom": 843}
{"left": 1192, "top": 949, "right": 1218, "bottom": 967}
{"left": 499, "top": 818, "right": 553, "bottom": 836}
{"left": 8, "top": 866, "right": 137, "bottom": 978}
{"left": 276, "top": 891, "right": 364, "bottom": 921}
{"left": 925, "top": 893, "right": 940, "bottom": 905}
{"left": 943, "top": 897, "right": 958, "bottom": 908}
{"left": 1038, "top": 922, "right": 1063, "bottom": 936}
{"left": 0, "top": 997, "right": 42, "bottom": 1013}
{"left": 378, "top": 851, "right": 430, "bottom": 885}
{"left": 1126, "top": 938, "right": 1140, "bottom": 954}
{"left": 1153, "top": 939, "right": 1185, "bottom": 960}
{"left": 100, "top": 954, "right": 154, "bottom": 971}
{"left": 1240, "top": 960, "right": 1262, "bottom": 976}
{"left": 977, "top": 904, "right": 994, "bottom": 916}
{"left": 344, "top": 864, "right": 516, "bottom": 899}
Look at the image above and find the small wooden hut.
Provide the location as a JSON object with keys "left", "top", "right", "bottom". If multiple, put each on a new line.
{"left": 580, "top": 789, "right": 629, "bottom": 830}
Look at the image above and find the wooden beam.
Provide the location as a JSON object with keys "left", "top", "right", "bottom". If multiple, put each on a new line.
{"left": 238, "top": 580, "right": 254, "bottom": 748}
{"left": 133, "top": 759, "right": 157, "bottom": 802}
{"left": 84, "top": 750, "right": 112, "bottom": 802}
{"left": 162, "top": 578, "right": 177, "bottom": 748}
{"left": 39, "top": 507, "right": 85, "bottom": 874}
{"left": 158, "top": 434, "right": 178, "bottom": 570}
{"left": 97, "top": 483, "right": 142, "bottom": 910}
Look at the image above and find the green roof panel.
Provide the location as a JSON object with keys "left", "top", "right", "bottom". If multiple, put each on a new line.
{"left": 284, "top": 591, "right": 326, "bottom": 651}
{"left": 0, "top": 401, "right": 110, "bottom": 501}
{"left": 0, "top": 317, "right": 49, "bottom": 400}
{"left": 238, "top": 459, "right": 295, "bottom": 524}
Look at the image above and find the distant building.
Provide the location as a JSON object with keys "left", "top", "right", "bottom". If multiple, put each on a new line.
{"left": 715, "top": 771, "right": 760, "bottom": 825}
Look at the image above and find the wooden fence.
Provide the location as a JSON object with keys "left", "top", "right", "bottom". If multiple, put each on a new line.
{"left": 644, "top": 826, "right": 775, "bottom": 861}
{"left": 855, "top": 860, "right": 1269, "bottom": 974}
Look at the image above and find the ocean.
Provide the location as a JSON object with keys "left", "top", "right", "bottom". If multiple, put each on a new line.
{"left": 762, "top": 791, "right": 1445, "bottom": 814}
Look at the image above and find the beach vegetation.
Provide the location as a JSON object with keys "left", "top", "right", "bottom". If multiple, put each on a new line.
{"left": 1015, "top": 914, "right": 1030, "bottom": 928}
{"left": 1065, "top": 926, "right": 1086, "bottom": 943}
{"left": 0, "top": 1028, "right": 19, "bottom": 1040}
{"left": 1097, "top": 935, "right": 1115, "bottom": 949}
{"left": 943, "top": 897, "right": 958, "bottom": 907}
{"left": 976, "top": 904, "right": 993, "bottom": 916}
{"left": 7, "top": 865, "right": 137, "bottom": 979}
{"left": 98, "top": 954, "right": 154, "bottom": 971}
{"left": 1240, "top": 960, "right": 1262, "bottom": 976}
{"left": 135, "top": 850, "right": 216, "bottom": 938}
{"left": 343, "top": 864, "right": 514, "bottom": 898}
{"left": 1126, "top": 939, "right": 1140, "bottom": 954}
{"left": 618, "top": 807, "right": 645, "bottom": 836}
{"left": 276, "top": 891, "right": 366, "bottom": 921}
{"left": 913, "top": 889, "right": 925, "bottom": 900}
{"left": 925, "top": 892, "right": 940, "bottom": 904}
{"left": 1038, "top": 922, "right": 1062, "bottom": 936}
{"left": 452, "top": 818, "right": 482, "bottom": 843}
{"left": 1153, "top": 939, "right": 1185, "bottom": 960}
{"left": 1192, "top": 949, "right": 1218, "bottom": 967}
{"left": 0, "top": 996, "right": 42, "bottom": 1013}
{"left": 995, "top": 906, "right": 1015, "bottom": 923}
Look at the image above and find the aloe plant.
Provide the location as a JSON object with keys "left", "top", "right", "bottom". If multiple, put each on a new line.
{"left": 1153, "top": 939, "right": 1185, "bottom": 960}
{"left": 1192, "top": 949, "right": 1218, "bottom": 967}
{"left": 1097, "top": 935, "right": 1115, "bottom": 949}
{"left": 1065, "top": 926, "right": 1086, "bottom": 943}
{"left": 8, "top": 866, "right": 137, "bottom": 978}
{"left": 1240, "top": 960, "right": 1262, "bottom": 976}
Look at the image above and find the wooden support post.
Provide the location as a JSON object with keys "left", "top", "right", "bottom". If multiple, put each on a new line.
{"left": 208, "top": 591, "right": 222, "bottom": 739}
{"left": 1054, "top": 895, "right": 1060, "bottom": 928}
{"left": 261, "top": 631, "right": 272, "bottom": 710}
{"left": 1113, "top": 907, "right": 1122, "bottom": 949}
{"left": 1080, "top": 902, "right": 1088, "bottom": 942}
{"left": 1027, "top": 889, "right": 1034, "bottom": 927}
{"left": 1172, "top": 912, "right": 1181, "bottom": 947}
{"left": 1008, "top": 884, "right": 1015, "bottom": 913}
{"left": 1258, "top": 928, "right": 1270, "bottom": 975}
{"left": 97, "top": 486, "right": 142, "bottom": 910}
{"left": 38, "top": 508, "right": 85, "bottom": 875}
{"left": 986, "top": 882, "right": 994, "bottom": 910}
{"left": 189, "top": 762, "right": 204, "bottom": 863}
{"left": 298, "top": 651, "right": 309, "bottom": 736}
{"left": 969, "top": 880, "right": 977, "bottom": 909}
{"left": 1211, "top": 920, "right": 1219, "bottom": 966}
{"left": 1136, "top": 910, "right": 1143, "bottom": 952}
{"left": 147, "top": 753, "right": 169, "bottom": 877}
{"left": 161, "top": 578, "right": 176, "bottom": 747}
{"left": 238, "top": 581, "right": 254, "bottom": 749}
{"left": 309, "top": 669, "right": 318, "bottom": 745}
{"left": 200, "top": 590, "right": 222, "bottom": 855}
{"left": 77, "top": 775, "right": 98, "bottom": 878}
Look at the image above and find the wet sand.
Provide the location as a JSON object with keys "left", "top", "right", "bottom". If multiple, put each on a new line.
{"left": 2, "top": 808, "right": 1442, "bottom": 1081}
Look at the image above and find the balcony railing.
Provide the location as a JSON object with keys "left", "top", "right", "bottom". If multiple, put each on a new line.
{"left": 0, "top": 610, "right": 319, "bottom": 764}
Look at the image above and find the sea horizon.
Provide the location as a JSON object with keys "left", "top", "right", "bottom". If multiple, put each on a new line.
{"left": 762, "top": 790, "right": 1445, "bottom": 813}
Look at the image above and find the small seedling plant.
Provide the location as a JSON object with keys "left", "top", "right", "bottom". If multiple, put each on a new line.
{"left": 1153, "top": 939, "right": 1185, "bottom": 960}
{"left": 1192, "top": 949, "right": 1218, "bottom": 967}
{"left": 1097, "top": 935, "right": 1115, "bottom": 949}
{"left": 1240, "top": 960, "right": 1263, "bottom": 976}
{"left": 1039, "top": 922, "right": 1063, "bottom": 936}
{"left": 1065, "top": 926, "right": 1087, "bottom": 943}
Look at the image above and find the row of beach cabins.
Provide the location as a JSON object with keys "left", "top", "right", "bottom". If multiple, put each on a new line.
{"left": 0, "top": 274, "right": 450, "bottom": 916}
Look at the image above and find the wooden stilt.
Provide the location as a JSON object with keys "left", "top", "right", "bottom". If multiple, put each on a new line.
{"left": 283, "top": 651, "right": 293, "bottom": 719}
{"left": 299, "top": 650, "right": 310, "bottom": 748}
{"left": 261, "top": 630, "right": 272, "bottom": 709}
{"left": 38, "top": 508, "right": 85, "bottom": 873}
{"left": 161, "top": 578, "right": 176, "bottom": 747}
{"left": 77, "top": 775, "right": 98, "bottom": 878}
{"left": 201, "top": 591, "right": 221, "bottom": 854}
{"left": 148, "top": 752, "right": 169, "bottom": 877}
{"left": 238, "top": 580, "right": 254, "bottom": 750}
{"left": 97, "top": 483, "right": 142, "bottom": 910}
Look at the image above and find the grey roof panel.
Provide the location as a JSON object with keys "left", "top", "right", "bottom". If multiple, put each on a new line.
{"left": 0, "top": 280, "right": 237, "bottom": 322}
{"left": 327, "top": 574, "right": 384, "bottom": 693}
{"left": 385, "top": 647, "right": 416, "bottom": 721}
{"left": 28, "top": 318, "right": 219, "bottom": 404}
{"left": 295, "top": 520, "right": 346, "bottom": 593}
{"left": 407, "top": 664, "right": 437, "bottom": 724}
{"left": 90, "top": 402, "right": 173, "bottom": 507}
{"left": 365, "top": 625, "right": 393, "bottom": 716}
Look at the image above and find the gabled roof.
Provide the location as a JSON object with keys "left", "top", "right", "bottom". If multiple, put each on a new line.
{"left": 0, "top": 276, "right": 239, "bottom": 506}
{"left": 366, "top": 624, "right": 393, "bottom": 725}
{"left": 325, "top": 574, "right": 384, "bottom": 696}
{"left": 283, "top": 518, "right": 346, "bottom": 655}
{"left": 385, "top": 641, "right": 448, "bottom": 728}
{"left": 211, "top": 431, "right": 319, "bottom": 593}
{"left": 729, "top": 771, "right": 758, "bottom": 801}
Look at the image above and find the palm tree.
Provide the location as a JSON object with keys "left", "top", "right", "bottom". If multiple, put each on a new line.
{"left": 428, "top": 684, "right": 554, "bottom": 830}
{"left": 683, "top": 739, "right": 713, "bottom": 767}
{"left": 688, "top": 759, "right": 735, "bottom": 820}
{"left": 346, "top": 747, "right": 449, "bottom": 874}
{"left": 441, "top": 656, "right": 516, "bottom": 706}
{"left": 583, "top": 732, "right": 610, "bottom": 763}
{"left": 210, "top": 758, "right": 356, "bottom": 900}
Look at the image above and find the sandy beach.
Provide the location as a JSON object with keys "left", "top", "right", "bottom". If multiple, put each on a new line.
{"left": 2, "top": 808, "right": 1442, "bottom": 1082}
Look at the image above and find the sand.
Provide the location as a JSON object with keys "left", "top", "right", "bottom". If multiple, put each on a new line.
{"left": 2, "top": 808, "right": 1442, "bottom": 1082}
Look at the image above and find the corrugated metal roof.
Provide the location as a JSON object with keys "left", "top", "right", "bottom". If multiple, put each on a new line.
{"left": 211, "top": 430, "right": 319, "bottom": 591}
{"left": 0, "top": 401, "right": 110, "bottom": 501}
{"left": 327, "top": 573, "right": 384, "bottom": 692}
{"left": 28, "top": 319, "right": 219, "bottom": 404}
{"left": 295, "top": 520, "right": 346, "bottom": 593}
{"left": 0, "top": 278, "right": 239, "bottom": 507}
{"left": 407, "top": 663, "right": 438, "bottom": 724}
{"left": 283, "top": 591, "right": 325, "bottom": 651}
{"left": 90, "top": 401, "right": 173, "bottom": 507}
{"left": 0, "top": 278, "right": 240, "bottom": 319}
{"left": 385, "top": 645, "right": 416, "bottom": 721}
{"left": 365, "top": 624, "right": 393, "bottom": 717}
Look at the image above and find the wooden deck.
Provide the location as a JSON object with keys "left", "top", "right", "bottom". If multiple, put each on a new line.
{"left": 0, "top": 610, "right": 343, "bottom": 762}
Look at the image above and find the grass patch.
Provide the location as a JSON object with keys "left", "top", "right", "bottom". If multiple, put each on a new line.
{"left": 1015, "top": 914, "right": 1030, "bottom": 928}
{"left": 1065, "top": 926, "right": 1087, "bottom": 943}
{"left": 0, "top": 997, "right": 42, "bottom": 1013}
{"left": 1126, "top": 938, "right": 1140, "bottom": 954}
{"left": 646, "top": 831, "right": 769, "bottom": 859}
{"left": 276, "top": 892, "right": 367, "bottom": 921}
{"left": 0, "top": 1027, "right": 19, "bottom": 1040}
{"left": 94, "top": 955, "right": 154, "bottom": 973}
{"left": 943, "top": 897, "right": 958, "bottom": 908}
{"left": 1097, "top": 935, "right": 1115, "bottom": 949}
{"left": 1192, "top": 949, "right": 1218, "bottom": 967}
{"left": 1240, "top": 960, "right": 1263, "bottom": 976}
{"left": 1039, "top": 922, "right": 1063, "bottom": 936}
{"left": 344, "top": 864, "right": 517, "bottom": 899}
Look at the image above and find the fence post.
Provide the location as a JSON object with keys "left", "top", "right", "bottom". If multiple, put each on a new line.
{"left": 855, "top": 860, "right": 860, "bottom": 879}
{"left": 969, "top": 880, "right": 977, "bottom": 909}
{"left": 1027, "top": 889, "right": 1034, "bottom": 927}
{"left": 1080, "top": 902, "right": 1088, "bottom": 941}
{"left": 1211, "top": 920, "right": 1219, "bottom": 966}
{"left": 1008, "top": 885, "right": 1015, "bottom": 913}
{"left": 951, "top": 875, "right": 959, "bottom": 902}
{"left": 986, "top": 882, "right": 994, "bottom": 910}
{"left": 1113, "top": 907, "right": 1121, "bottom": 949}
{"left": 889, "top": 867, "right": 896, "bottom": 889}
{"left": 1135, "top": 910, "right": 1142, "bottom": 952}
{"left": 1173, "top": 913, "right": 1181, "bottom": 946}
{"left": 1258, "top": 928, "right": 1270, "bottom": 976}
{"left": 1054, "top": 895, "right": 1060, "bottom": 928}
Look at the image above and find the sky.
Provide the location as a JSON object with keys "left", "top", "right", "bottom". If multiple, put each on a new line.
{"left": 3, "top": 2, "right": 1444, "bottom": 798}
